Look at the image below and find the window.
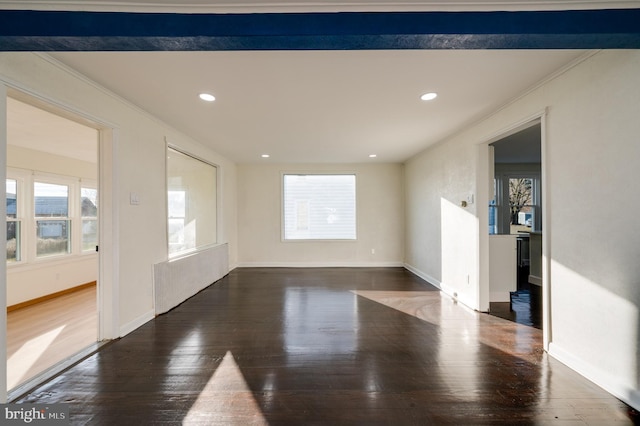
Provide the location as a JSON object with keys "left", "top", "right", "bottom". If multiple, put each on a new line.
{"left": 508, "top": 177, "right": 535, "bottom": 232}
{"left": 81, "top": 187, "right": 98, "bottom": 252}
{"left": 283, "top": 174, "right": 356, "bottom": 240}
{"left": 490, "top": 173, "right": 541, "bottom": 235}
{"left": 167, "top": 147, "right": 217, "bottom": 257}
{"left": 6, "top": 179, "right": 21, "bottom": 262}
{"left": 6, "top": 170, "right": 97, "bottom": 265}
{"left": 34, "top": 181, "right": 71, "bottom": 258}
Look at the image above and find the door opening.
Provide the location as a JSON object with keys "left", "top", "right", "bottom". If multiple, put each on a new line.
{"left": 487, "top": 121, "right": 543, "bottom": 329}
{"left": 5, "top": 94, "right": 100, "bottom": 393}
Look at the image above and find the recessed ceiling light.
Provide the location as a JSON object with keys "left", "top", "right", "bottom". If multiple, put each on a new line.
{"left": 420, "top": 92, "right": 438, "bottom": 101}
{"left": 199, "top": 93, "right": 216, "bottom": 102}
{"left": 369, "top": 154, "right": 377, "bottom": 158}
{"left": 261, "top": 154, "right": 270, "bottom": 158}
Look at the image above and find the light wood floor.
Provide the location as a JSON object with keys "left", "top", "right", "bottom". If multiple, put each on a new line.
{"left": 7, "top": 285, "right": 97, "bottom": 390}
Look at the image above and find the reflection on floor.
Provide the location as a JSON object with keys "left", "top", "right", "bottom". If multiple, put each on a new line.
{"left": 489, "top": 289, "right": 542, "bottom": 329}
{"left": 7, "top": 285, "right": 97, "bottom": 390}
{"left": 14, "top": 268, "right": 638, "bottom": 424}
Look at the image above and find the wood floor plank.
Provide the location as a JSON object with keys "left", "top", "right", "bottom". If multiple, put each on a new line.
{"left": 13, "top": 268, "right": 639, "bottom": 425}
{"left": 7, "top": 285, "right": 97, "bottom": 390}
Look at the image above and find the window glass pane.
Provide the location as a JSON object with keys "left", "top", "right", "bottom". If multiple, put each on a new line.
{"left": 36, "top": 219, "right": 70, "bottom": 257}
{"left": 168, "top": 190, "right": 186, "bottom": 218}
{"left": 509, "top": 178, "right": 533, "bottom": 233}
{"left": 35, "top": 182, "right": 68, "bottom": 217}
{"left": 82, "top": 219, "right": 98, "bottom": 252}
{"left": 167, "top": 148, "right": 217, "bottom": 257}
{"left": 81, "top": 187, "right": 98, "bottom": 252}
{"left": 488, "top": 179, "right": 497, "bottom": 235}
{"left": 81, "top": 187, "right": 98, "bottom": 217}
{"left": 7, "top": 179, "right": 20, "bottom": 262}
{"left": 7, "top": 221, "right": 20, "bottom": 262}
{"left": 6, "top": 179, "right": 17, "bottom": 219}
{"left": 283, "top": 174, "right": 356, "bottom": 240}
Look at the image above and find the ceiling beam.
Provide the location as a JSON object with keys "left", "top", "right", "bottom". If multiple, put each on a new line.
{"left": 1, "top": 9, "right": 639, "bottom": 50}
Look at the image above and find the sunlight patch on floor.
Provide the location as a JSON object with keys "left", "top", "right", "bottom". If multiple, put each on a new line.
{"left": 8, "top": 325, "right": 65, "bottom": 389}
{"left": 183, "top": 350, "right": 268, "bottom": 425}
{"left": 352, "top": 290, "right": 541, "bottom": 361}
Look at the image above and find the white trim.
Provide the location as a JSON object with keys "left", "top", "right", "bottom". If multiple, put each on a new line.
{"left": 0, "top": 82, "right": 8, "bottom": 403}
{"left": 8, "top": 342, "right": 106, "bottom": 402}
{"left": 405, "top": 262, "right": 479, "bottom": 310}
{"left": 528, "top": 275, "right": 542, "bottom": 286}
{"left": 0, "top": 1, "right": 636, "bottom": 13}
{"left": 476, "top": 143, "right": 491, "bottom": 311}
{"left": 119, "top": 309, "right": 155, "bottom": 337}
{"left": 98, "top": 127, "right": 119, "bottom": 340}
{"left": 238, "top": 261, "right": 404, "bottom": 268}
{"left": 548, "top": 342, "right": 640, "bottom": 412}
{"left": 3, "top": 76, "right": 118, "bottom": 132}
{"left": 403, "top": 263, "right": 442, "bottom": 289}
{"left": 539, "top": 109, "right": 551, "bottom": 350}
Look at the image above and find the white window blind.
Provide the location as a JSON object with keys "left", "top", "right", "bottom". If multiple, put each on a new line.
{"left": 283, "top": 174, "right": 356, "bottom": 240}
{"left": 167, "top": 147, "right": 217, "bottom": 257}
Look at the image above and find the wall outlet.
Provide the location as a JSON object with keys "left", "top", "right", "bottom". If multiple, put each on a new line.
{"left": 371, "top": 248, "right": 375, "bottom": 255}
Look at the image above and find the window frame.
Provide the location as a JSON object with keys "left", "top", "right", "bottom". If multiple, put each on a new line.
{"left": 6, "top": 168, "right": 97, "bottom": 267}
{"left": 491, "top": 171, "right": 541, "bottom": 235}
{"left": 33, "top": 178, "right": 73, "bottom": 259}
{"left": 281, "top": 172, "right": 357, "bottom": 242}
{"left": 6, "top": 171, "right": 27, "bottom": 264}
{"left": 166, "top": 145, "right": 219, "bottom": 259}
{"left": 80, "top": 182, "right": 98, "bottom": 254}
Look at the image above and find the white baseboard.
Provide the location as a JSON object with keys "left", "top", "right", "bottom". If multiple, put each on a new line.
{"left": 402, "top": 263, "right": 442, "bottom": 289}
{"left": 119, "top": 309, "right": 155, "bottom": 337}
{"left": 403, "top": 263, "right": 478, "bottom": 311}
{"left": 548, "top": 342, "right": 640, "bottom": 411}
{"left": 236, "top": 261, "right": 405, "bottom": 268}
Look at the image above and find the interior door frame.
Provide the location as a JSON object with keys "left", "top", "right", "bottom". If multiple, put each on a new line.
{"left": 476, "top": 108, "right": 551, "bottom": 350}
{"left": 0, "top": 83, "right": 119, "bottom": 402}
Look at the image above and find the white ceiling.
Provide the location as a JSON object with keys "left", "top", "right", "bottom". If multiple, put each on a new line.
{"left": 5, "top": 0, "right": 618, "bottom": 164}
{"left": 7, "top": 97, "right": 98, "bottom": 164}
{"left": 47, "top": 49, "right": 587, "bottom": 164}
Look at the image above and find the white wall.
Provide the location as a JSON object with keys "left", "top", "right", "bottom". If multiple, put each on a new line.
{"left": 404, "top": 50, "right": 640, "bottom": 409}
{"left": 0, "top": 52, "right": 238, "bottom": 335}
{"left": 237, "top": 163, "right": 404, "bottom": 266}
{"left": 404, "top": 135, "right": 479, "bottom": 308}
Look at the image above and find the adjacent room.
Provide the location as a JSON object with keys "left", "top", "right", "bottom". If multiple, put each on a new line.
{"left": 5, "top": 97, "right": 99, "bottom": 391}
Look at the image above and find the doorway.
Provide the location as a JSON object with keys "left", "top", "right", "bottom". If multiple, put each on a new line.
{"left": 486, "top": 120, "right": 544, "bottom": 330}
{"left": 5, "top": 94, "right": 99, "bottom": 392}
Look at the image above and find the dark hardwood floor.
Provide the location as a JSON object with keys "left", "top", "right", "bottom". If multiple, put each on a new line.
{"left": 13, "top": 267, "right": 638, "bottom": 425}
{"left": 489, "top": 288, "right": 542, "bottom": 330}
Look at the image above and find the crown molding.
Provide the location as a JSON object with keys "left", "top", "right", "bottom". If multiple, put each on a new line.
{"left": 0, "top": 0, "right": 638, "bottom": 13}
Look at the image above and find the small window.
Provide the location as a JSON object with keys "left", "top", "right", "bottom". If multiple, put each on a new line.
{"left": 283, "top": 174, "right": 356, "bottom": 240}
{"left": 81, "top": 187, "right": 98, "bottom": 252}
{"left": 508, "top": 177, "right": 534, "bottom": 233}
{"left": 6, "top": 179, "right": 21, "bottom": 262}
{"left": 34, "top": 181, "right": 71, "bottom": 258}
{"left": 490, "top": 174, "right": 540, "bottom": 235}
